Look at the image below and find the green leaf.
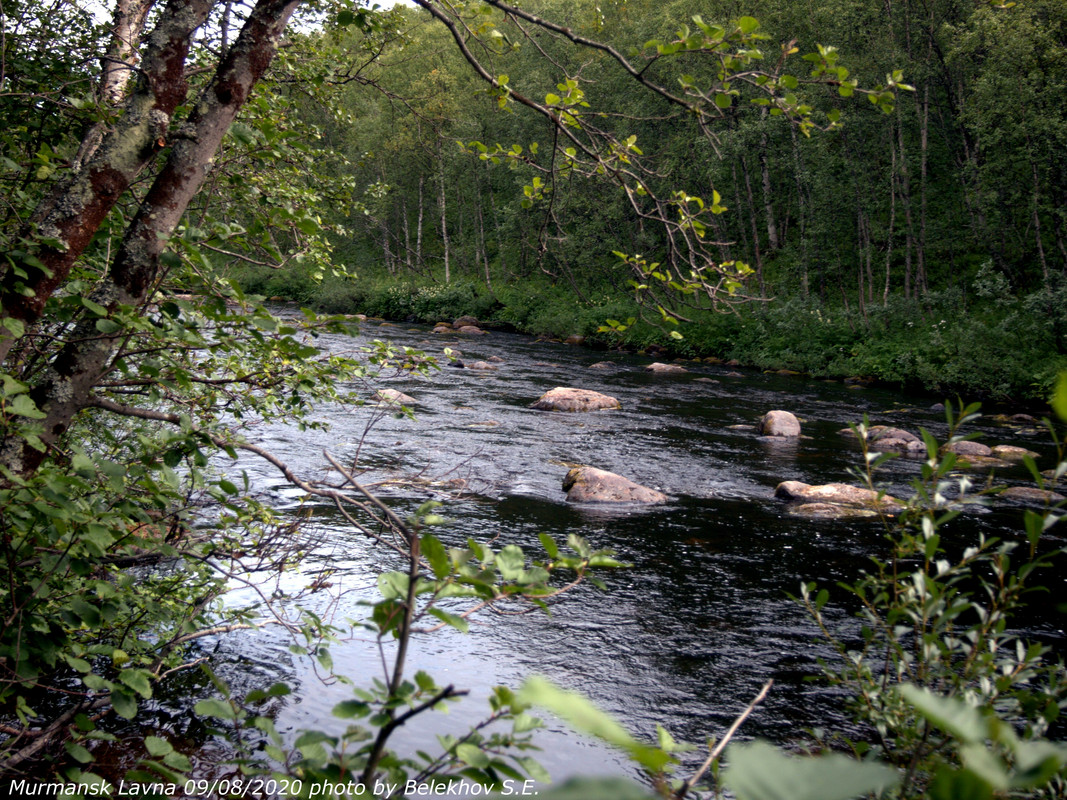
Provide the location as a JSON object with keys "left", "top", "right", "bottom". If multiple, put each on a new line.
{"left": 332, "top": 700, "right": 370, "bottom": 719}
{"left": 8, "top": 393, "right": 46, "bottom": 419}
{"left": 896, "top": 685, "right": 988, "bottom": 744}
{"left": 144, "top": 736, "right": 174, "bottom": 757}
{"left": 65, "top": 742, "right": 94, "bottom": 764}
{"left": 428, "top": 607, "right": 470, "bottom": 633}
{"left": 80, "top": 297, "right": 108, "bottom": 316}
{"left": 194, "top": 698, "right": 240, "bottom": 721}
{"left": 422, "top": 534, "right": 450, "bottom": 579}
{"left": 111, "top": 688, "right": 138, "bottom": 720}
{"left": 119, "top": 669, "right": 153, "bottom": 699}
{"left": 496, "top": 544, "right": 526, "bottom": 581}
{"left": 455, "top": 742, "right": 491, "bottom": 768}
{"left": 378, "top": 571, "right": 410, "bottom": 600}
{"left": 518, "top": 676, "right": 669, "bottom": 772}
{"left": 725, "top": 740, "right": 900, "bottom": 800}
{"left": 737, "top": 16, "right": 760, "bottom": 34}
{"left": 1052, "top": 372, "right": 1067, "bottom": 422}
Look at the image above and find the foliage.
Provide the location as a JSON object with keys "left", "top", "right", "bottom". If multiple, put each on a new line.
{"left": 798, "top": 400, "right": 1067, "bottom": 798}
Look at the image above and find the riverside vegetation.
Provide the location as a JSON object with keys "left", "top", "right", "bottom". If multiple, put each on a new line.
{"left": 227, "top": 0, "right": 1067, "bottom": 403}
{"left": 1, "top": 0, "right": 1066, "bottom": 798}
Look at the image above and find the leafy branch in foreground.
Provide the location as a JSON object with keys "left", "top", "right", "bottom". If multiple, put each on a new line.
{"left": 407, "top": 0, "right": 911, "bottom": 318}
{"left": 798, "top": 398, "right": 1067, "bottom": 798}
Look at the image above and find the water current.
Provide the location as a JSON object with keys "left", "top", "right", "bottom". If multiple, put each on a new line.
{"left": 194, "top": 312, "right": 1066, "bottom": 784}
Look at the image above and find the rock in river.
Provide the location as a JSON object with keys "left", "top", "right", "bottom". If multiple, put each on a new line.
{"left": 375, "top": 388, "right": 417, "bottom": 406}
{"left": 563, "top": 466, "right": 668, "bottom": 504}
{"left": 530, "top": 387, "right": 621, "bottom": 412}
{"left": 775, "top": 480, "right": 903, "bottom": 512}
{"left": 645, "top": 362, "right": 688, "bottom": 373}
{"left": 943, "top": 440, "right": 993, "bottom": 457}
{"left": 758, "top": 410, "right": 801, "bottom": 437}
{"left": 1000, "top": 486, "right": 1065, "bottom": 505}
{"left": 991, "top": 445, "right": 1040, "bottom": 460}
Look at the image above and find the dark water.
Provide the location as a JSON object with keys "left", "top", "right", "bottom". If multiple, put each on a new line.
{"left": 198, "top": 314, "right": 1066, "bottom": 783}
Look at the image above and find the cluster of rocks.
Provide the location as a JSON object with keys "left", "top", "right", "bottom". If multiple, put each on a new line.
{"left": 432, "top": 315, "right": 487, "bottom": 336}
{"left": 378, "top": 317, "right": 1063, "bottom": 514}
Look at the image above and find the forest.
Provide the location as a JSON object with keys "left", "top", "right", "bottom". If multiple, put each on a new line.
{"left": 1, "top": 0, "right": 1066, "bottom": 798}
{"left": 229, "top": 0, "right": 1067, "bottom": 402}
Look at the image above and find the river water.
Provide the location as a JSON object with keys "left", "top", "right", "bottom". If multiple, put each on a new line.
{"left": 193, "top": 314, "right": 1066, "bottom": 785}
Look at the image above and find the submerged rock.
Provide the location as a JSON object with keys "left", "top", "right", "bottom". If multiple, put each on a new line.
{"left": 645, "top": 362, "right": 688, "bottom": 373}
{"left": 564, "top": 334, "right": 586, "bottom": 346}
{"left": 563, "top": 466, "right": 668, "bottom": 504}
{"left": 530, "top": 387, "right": 621, "bottom": 412}
{"left": 990, "top": 445, "right": 1040, "bottom": 460}
{"left": 467, "top": 361, "right": 498, "bottom": 371}
{"left": 1000, "top": 486, "right": 1065, "bottom": 505}
{"left": 943, "top": 440, "right": 993, "bottom": 457}
{"left": 758, "top": 410, "right": 801, "bottom": 437}
{"left": 375, "top": 388, "right": 417, "bottom": 406}
{"left": 787, "top": 502, "right": 880, "bottom": 520}
{"left": 457, "top": 325, "right": 487, "bottom": 335}
{"left": 775, "top": 480, "right": 903, "bottom": 512}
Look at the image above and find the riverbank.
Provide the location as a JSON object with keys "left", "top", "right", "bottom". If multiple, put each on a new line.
{"left": 236, "top": 269, "right": 1067, "bottom": 406}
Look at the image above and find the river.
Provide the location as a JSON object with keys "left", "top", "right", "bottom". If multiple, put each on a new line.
{"left": 187, "top": 313, "right": 1066, "bottom": 786}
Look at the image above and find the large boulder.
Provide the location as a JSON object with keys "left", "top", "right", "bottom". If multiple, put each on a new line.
{"left": 563, "top": 466, "right": 668, "bottom": 504}
{"left": 775, "top": 480, "right": 904, "bottom": 512}
{"left": 758, "top": 410, "right": 801, "bottom": 437}
{"left": 457, "top": 325, "right": 487, "bottom": 335}
{"left": 530, "top": 387, "right": 621, "bottom": 412}
{"left": 452, "top": 315, "right": 479, "bottom": 329}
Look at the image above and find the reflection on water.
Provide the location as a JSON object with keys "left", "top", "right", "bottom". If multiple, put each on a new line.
{"left": 187, "top": 312, "right": 1065, "bottom": 782}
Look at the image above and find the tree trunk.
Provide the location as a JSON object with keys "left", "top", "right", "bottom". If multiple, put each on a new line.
{"left": 2, "top": 0, "right": 303, "bottom": 478}
{"left": 759, "top": 127, "right": 779, "bottom": 252}
{"left": 1031, "top": 160, "right": 1050, "bottom": 288}
{"left": 72, "top": 0, "right": 156, "bottom": 171}
{"left": 883, "top": 133, "right": 898, "bottom": 306}
{"left": 416, "top": 174, "right": 425, "bottom": 270}
{"left": 896, "top": 113, "right": 914, "bottom": 299}
{"left": 917, "top": 78, "right": 930, "bottom": 295}
{"left": 401, "top": 195, "right": 413, "bottom": 271}
{"left": 0, "top": 0, "right": 217, "bottom": 365}
{"left": 437, "top": 149, "right": 450, "bottom": 284}
{"left": 740, "top": 155, "right": 765, "bottom": 297}
{"left": 789, "top": 125, "right": 809, "bottom": 296}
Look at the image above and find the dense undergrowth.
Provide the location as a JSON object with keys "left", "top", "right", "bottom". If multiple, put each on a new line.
{"left": 230, "top": 263, "right": 1067, "bottom": 405}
